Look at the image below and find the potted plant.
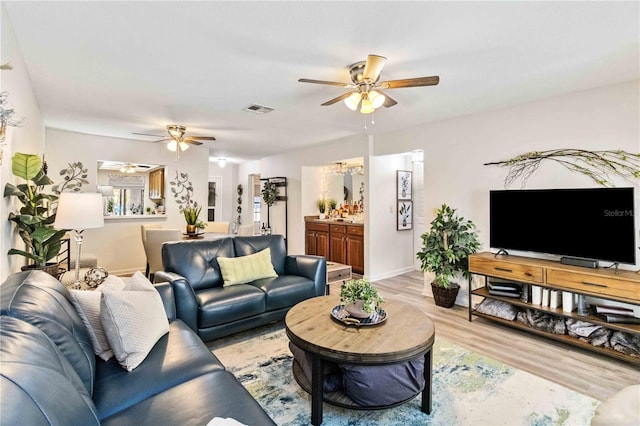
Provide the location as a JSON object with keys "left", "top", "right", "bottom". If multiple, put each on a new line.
{"left": 183, "top": 204, "right": 203, "bottom": 234}
{"left": 416, "top": 204, "right": 480, "bottom": 308}
{"left": 261, "top": 181, "right": 278, "bottom": 207}
{"left": 4, "top": 152, "right": 67, "bottom": 275}
{"left": 340, "top": 278, "right": 384, "bottom": 318}
{"left": 316, "top": 199, "right": 327, "bottom": 219}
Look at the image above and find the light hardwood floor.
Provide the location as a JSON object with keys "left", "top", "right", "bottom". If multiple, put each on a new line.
{"left": 333, "top": 271, "right": 640, "bottom": 402}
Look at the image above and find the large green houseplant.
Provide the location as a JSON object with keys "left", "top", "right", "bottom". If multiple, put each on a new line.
{"left": 416, "top": 204, "right": 480, "bottom": 308}
{"left": 4, "top": 153, "right": 67, "bottom": 271}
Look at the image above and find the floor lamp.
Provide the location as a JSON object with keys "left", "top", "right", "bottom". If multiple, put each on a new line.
{"left": 54, "top": 193, "right": 104, "bottom": 289}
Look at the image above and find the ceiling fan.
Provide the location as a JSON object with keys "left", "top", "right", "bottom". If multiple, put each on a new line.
{"left": 299, "top": 54, "right": 439, "bottom": 114}
{"left": 133, "top": 124, "right": 216, "bottom": 154}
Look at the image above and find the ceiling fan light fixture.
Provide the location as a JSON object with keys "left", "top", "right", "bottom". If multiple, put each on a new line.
{"left": 360, "top": 94, "right": 374, "bottom": 114}
{"left": 368, "top": 90, "right": 386, "bottom": 109}
{"left": 167, "top": 124, "right": 186, "bottom": 140}
{"left": 344, "top": 92, "right": 362, "bottom": 111}
{"left": 120, "top": 163, "right": 136, "bottom": 173}
{"left": 167, "top": 140, "right": 190, "bottom": 152}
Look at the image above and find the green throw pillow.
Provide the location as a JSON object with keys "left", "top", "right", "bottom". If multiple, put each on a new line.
{"left": 218, "top": 247, "right": 278, "bottom": 285}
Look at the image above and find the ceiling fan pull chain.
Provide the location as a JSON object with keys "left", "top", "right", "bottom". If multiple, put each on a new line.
{"left": 363, "top": 114, "right": 368, "bottom": 131}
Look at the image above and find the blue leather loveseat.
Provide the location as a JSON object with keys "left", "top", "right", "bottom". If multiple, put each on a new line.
{"left": 0, "top": 270, "right": 275, "bottom": 425}
{"left": 156, "top": 234, "right": 327, "bottom": 341}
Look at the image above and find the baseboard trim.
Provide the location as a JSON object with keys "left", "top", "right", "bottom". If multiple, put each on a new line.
{"left": 369, "top": 266, "right": 415, "bottom": 282}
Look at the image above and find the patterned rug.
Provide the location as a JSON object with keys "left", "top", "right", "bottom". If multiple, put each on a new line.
{"left": 208, "top": 323, "right": 599, "bottom": 425}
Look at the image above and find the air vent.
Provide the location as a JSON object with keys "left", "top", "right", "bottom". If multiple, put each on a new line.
{"left": 243, "top": 104, "right": 274, "bottom": 114}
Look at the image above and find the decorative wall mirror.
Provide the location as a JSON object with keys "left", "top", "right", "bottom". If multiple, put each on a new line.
{"left": 97, "top": 160, "right": 165, "bottom": 216}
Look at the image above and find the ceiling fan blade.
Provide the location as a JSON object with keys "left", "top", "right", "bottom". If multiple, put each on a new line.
{"left": 362, "top": 54, "right": 387, "bottom": 82}
{"left": 379, "top": 90, "right": 398, "bottom": 108}
{"left": 133, "top": 132, "right": 165, "bottom": 138}
{"left": 186, "top": 136, "right": 216, "bottom": 141}
{"left": 379, "top": 76, "right": 440, "bottom": 89}
{"left": 298, "top": 78, "right": 351, "bottom": 87}
{"left": 321, "top": 92, "right": 354, "bottom": 106}
{"left": 152, "top": 138, "right": 170, "bottom": 143}
{"left": 183, "top": 138, "right": 204, "bottom": 146}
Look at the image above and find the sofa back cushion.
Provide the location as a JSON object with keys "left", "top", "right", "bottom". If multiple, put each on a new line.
{"left": 0, "top": 270, "right": 96, "bottom": 395}
{"left": 0, "top": 316, "right": 100, "bottom": 425}
{"left": 233, "top": 235, "right": 287, "bottom": 275}
{"left": 162, "top": 238, "right": 235, "bottom": 291}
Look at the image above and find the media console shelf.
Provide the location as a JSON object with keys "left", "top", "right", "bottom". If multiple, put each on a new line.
{"left": 468, "top": 252, "right": 640, "bottom": 364}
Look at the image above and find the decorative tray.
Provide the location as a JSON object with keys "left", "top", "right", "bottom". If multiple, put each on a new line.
{"left": 182, "top": 232, "right": 204, "bottom": 239}
{"left": 330, "top": 305, "right": 387, "bottom": 327}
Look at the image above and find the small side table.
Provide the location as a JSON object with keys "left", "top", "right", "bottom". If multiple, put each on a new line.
{"left": 325, "top": 262, "right": 352, "bottom": 295}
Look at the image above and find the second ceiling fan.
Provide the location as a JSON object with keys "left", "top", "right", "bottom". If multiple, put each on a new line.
{"left": 134, "top": 124, "right": 216, "bottom": 153}
{"left": 299, "top": 54, "right": 439, "bottom": 114}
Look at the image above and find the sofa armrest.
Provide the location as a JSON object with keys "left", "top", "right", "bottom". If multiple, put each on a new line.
{"left": 153, "top": 281, "right": 177, "bottom": 321}
{"left": 154, "top": 271, "right": 198, "bottom": 332}
{"left": 285, "top": 255, "right": 327, "bottom": 296}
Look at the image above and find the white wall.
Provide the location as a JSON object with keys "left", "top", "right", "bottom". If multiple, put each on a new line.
{"left": 45, "top": 128, "right": 209, "bottom": 275}
{"left": 375, "top": 80, "right": 640, "bottom": 305}
{"left": 1, "top": 6, "right": 46, "bottom": 279}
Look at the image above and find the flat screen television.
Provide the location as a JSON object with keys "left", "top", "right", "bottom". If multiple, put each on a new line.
{"left": 490, "top": 187, "right": 636, "bottom": 265}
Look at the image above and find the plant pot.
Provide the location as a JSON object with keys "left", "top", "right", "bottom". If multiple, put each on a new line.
{"left": 319, "top": 213, "right": 326, "bottom": 220}
{"left": 186, "top": 224, "right": 197, "bottom": 235}
{"left": 21, "top": 263, "right": 62, "bottom": 279}
{"left": 431, "top": 282, "right": 460, "bottom": 308}
{"left": 344, "top": 300, "right": 372, "bottom": 319}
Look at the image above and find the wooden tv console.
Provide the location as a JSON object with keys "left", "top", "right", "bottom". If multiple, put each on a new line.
{"left": 468, "top": 252, "right": 640, "bottom": 364}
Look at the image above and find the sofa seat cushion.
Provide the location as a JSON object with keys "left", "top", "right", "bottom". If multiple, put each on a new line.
{"left": 251, "top": 275, "right": 316, "bottom": 311}
{"left": 197, "top": 285, "right": 266, "bottom": 328}
{"left": 100, "top": 371, "right": 275, "bottom": 426}
{"left": 0, "top": 316, "right": 100, "bottom": 426}
{"left": 93, "top": 320, "right": 225, "bottom": 420}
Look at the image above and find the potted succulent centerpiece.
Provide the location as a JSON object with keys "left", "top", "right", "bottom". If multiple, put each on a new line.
{"left": 416, "top": 204, "right": 480, "bottom": 308}
{"left": 316, "top": 199, "right": 327, "bottom": 219}
{"left": 340, "top": 278, "right": 384, "bottom": 318}
{"left": 183, "top": 204, "right": 204, "bottom": 235}
{"left": 4, "top": 153, "right": 67, "bottom": 275}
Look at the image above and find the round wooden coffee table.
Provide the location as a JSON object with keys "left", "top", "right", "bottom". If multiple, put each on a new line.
{"left": 285, "top": 295, "right": 435, "bottom": 425}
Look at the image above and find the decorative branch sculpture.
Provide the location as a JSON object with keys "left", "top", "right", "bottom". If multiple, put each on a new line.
{"left": 484, "top": 149, "right": 640, "bottom": 188}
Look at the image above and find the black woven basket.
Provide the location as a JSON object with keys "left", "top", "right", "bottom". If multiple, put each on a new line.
{"left": 431, "top": 282, "right": 460, "bottom": 308}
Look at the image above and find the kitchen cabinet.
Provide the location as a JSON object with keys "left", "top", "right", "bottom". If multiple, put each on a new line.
{"left": 305, "top": 222, "right": 329, "bottom": 258}
{"left": 305, "top": 220, "right": 364, "bottom": 275}
{"left": 149, "top": 168, "right": 165, "bottom": 200}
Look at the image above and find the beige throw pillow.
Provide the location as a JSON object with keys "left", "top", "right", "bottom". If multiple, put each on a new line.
{"left": 70, "top": 275, "right": 127, "bottom": 360}
{"left": 218, "top": 247, "right": 278, "bottom": 286}
{"left": 100, "top": 271, "right": 169, "bottom": 371}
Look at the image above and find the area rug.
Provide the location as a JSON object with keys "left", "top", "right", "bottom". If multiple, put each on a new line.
{"left": 208, "top": 324, "right": 599, "bottom": 425}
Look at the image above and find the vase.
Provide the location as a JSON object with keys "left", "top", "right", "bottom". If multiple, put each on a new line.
{"left": 344, "top": 300, "right": 372, "bottom": 319}
{"left": 186, "top": 224, "right": 197, "bottom": 235}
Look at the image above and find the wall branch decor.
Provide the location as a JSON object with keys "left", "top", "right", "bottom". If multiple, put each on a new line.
{"left": 485, "top": 149, "right": 640, "bottom": 188}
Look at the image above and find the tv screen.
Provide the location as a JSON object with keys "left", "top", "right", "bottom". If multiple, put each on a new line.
{"left": 490, "top": 187, "right": 636, "bottom": 264}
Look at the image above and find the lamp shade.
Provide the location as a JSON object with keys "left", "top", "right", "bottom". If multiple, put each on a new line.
{"left": 167, "top": 140, "right": 190, "bottom": 152}
{"left": 54, "top": 193, "right": 104, "bottom": 230}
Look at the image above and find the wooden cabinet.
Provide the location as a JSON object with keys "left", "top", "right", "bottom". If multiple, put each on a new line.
{"left": 148, "top": 168, "right": 165, "bottom": 200}
{"left": 329, "top": 224, "right": 347, "bottom": 265}
{"left": 305, "top": 221, "right": 364, "bottom": 274}
{"left": 469, "top": 252, "right": 640, "bottom": 364}
{"left": 346, "top": 226, "right": 364, "bottom": 274}
{"left": 305, "top": 222, "right": 329, "bottom": 258}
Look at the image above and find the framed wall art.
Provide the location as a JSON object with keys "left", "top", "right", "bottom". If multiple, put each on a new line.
{"left": 397, "top": 170, "right": 412, "bottom": 200}
{"left": 397, "top": 200, "right": 413, "bottom": 231}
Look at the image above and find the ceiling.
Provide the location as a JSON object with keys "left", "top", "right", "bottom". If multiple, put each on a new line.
{"left": 4, "top": 1, "right": 639, "bottom": 163}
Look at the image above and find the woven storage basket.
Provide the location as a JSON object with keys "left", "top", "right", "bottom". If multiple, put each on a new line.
{"left": 431, "top": 282, "right": 460, "bottom": 308}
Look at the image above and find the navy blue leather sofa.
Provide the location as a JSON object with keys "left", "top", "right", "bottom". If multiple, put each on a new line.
{"left": 0, "top": 270, "right": 276, "bottom": 425}
{"left": 156, "top": 234, "right": 327, "bottom": 341}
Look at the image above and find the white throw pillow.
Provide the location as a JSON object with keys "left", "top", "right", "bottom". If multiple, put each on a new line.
{"left": 70, "top": 275, "right": 126, "bottom": 360}
{"left": 100, "top": 272, "right": 169, "bottom": 371}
